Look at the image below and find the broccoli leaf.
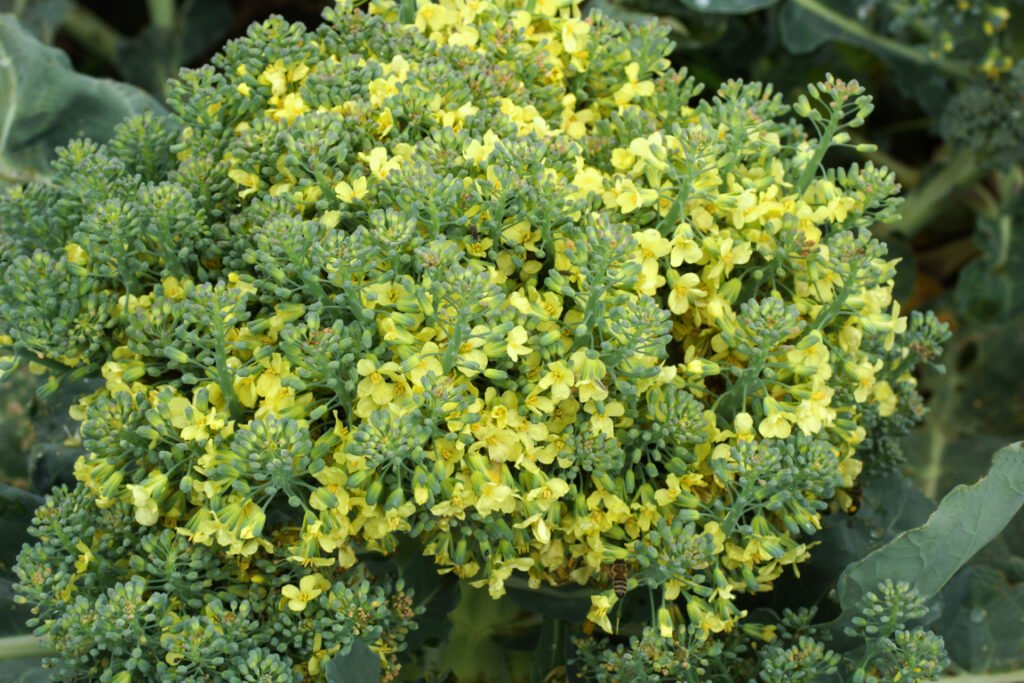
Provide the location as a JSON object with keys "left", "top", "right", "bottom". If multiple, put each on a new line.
{"left": 835, "top": 442, "right": 1024, "bottom": 620}
{"left": 0, "top": 14, "right": 163, "bottom": 185}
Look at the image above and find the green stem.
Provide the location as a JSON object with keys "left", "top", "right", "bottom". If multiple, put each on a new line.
{"left": 791, "top": 0, "right": 975, "bottom": 81}
{"left": 919, "top": 335, "right": 962, "bottom": 500}
{"left": 440, "top": 313, "right": 465, "bottom": 374}
{"left": 61, "top": 4, "right": 122, "bottom": 66}
{"left": 935, "top": 671, "right": 1024, "bottom": 683}
{"left": 0, "top": 635, "right": 51, "bottom": 661}
{"left": 12, "top": 348, "right": 70, "bottom": 374}
{"left": 212, "top": 326, "right": 244, "bottom": 423}
{"left": 879, "top": 148, "right": 984, "bottom": 238}
{"left": 796, "top": 109, "right": 840, "bottom": 195}
{"left": 146, "top": 0, "right": 177, "bottom": 30}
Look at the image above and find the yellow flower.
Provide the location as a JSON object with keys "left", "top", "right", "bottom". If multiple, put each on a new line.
{"left": 74, "top": 541, "right": 94, "bottom": 573}
{"left": 537, "top": 360, "right": 575, "bottom": 401}
{"left": 227, "top": 168, "right": 260, "bottom": 198}
{"left": 667, "top": 271, "right": 705, "bottom": 315}
{"left": 463, "top": 130, "right": 500, "bottom": 163}
{"left": 475, "top": 482, "right": 517, "bottom": 516}
{"left": 758, "top": 397, "right": 795, "bottom": 439}
{"left": 613, "top": 62, "right": 655, "bottom": 109}
{"left": 571, "top": 349, "right": 608, "bottom": 403}
{"left": 670, "top": 224, "right": 703, "bottom": 266}
{"left": 525, "top": 476, "right": 570, "bottom": 509}
{"left": 706, "top": 237, "right": 753, "bottom": 280}
{"left": 585, "top": 400, "right": 624, "bottom": 437}
{"left": 167, "top": 396, "right": 227, "bottom": 442}
{"left": 609, "top": 178, "right": 658, "bottom": 214}
{"left": 125, "top": 469, "right": 168, "bottom": 526}
{"left": 65, "top": 242, "right": 88, "bottom": 266}
{"left": 270, "top": 92, "right": 308, "bottom": 123}
{"left": 873, "top": 380, "right": 897, "bottom": 417}
{"left": 587, "top": 593, "right": 618, "bottom": 633}
{"left": 658, "top": 606, "right": 675, "bottom": 638}
{"left": 334, "top": 176, "right": 368, "bottom": 203}
{"left": 359, "top": 147, "right": 402, "bottom": 179}
{"left": 561, "top": 17, "right": 590, "bottom": 54}
{"left": 505, "top": 325, "right": 531, "bottom": 362}
{"left": 281, "top": 573, "right": 332, "bottom": 612}
{"left": 633, "top": 228, "right": 671, "bottom": 267}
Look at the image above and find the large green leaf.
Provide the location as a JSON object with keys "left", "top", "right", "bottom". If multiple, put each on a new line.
{"left": 676, "top": 0, "right": 780, "bottom": 14}
{"left": 836, "top": 443, "right": 1024, "bottom": 619}
{"left": 777, "top": 0, "right": 841, "bottom": 53}
{"left": 325, "top": 640, "right": 381, "bottom": 683}
{"left": 441, "top": 584, "right": 537, "bottom": 683}
{"left": 389, "top": 541, "right": 459, "bottom": 651}
{"left": 935, "top": 563, "right": 1024, "bottom": 672}
{"left": 0, "top": 485, "right": 40, "bottom": 580}
{"left": 0, "top": 14, "right": 163, "bottom": 184}
{"left": 812, "top": 472, "right": 936, "bottom": 581}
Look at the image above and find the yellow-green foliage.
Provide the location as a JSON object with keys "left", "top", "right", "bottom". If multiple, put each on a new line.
{"left": 2, "top": 0, "right": 950, "bottom": 679}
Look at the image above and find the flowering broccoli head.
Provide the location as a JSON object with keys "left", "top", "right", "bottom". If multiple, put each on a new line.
{"left": 3, "top": 0, "right": 949, "bottom": 679}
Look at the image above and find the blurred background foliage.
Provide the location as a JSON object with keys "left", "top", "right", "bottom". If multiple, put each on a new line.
{"left": 0, "top": 0, "right": 1021, "bottom": 680}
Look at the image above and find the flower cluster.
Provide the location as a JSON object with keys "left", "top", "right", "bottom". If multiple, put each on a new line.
{"left": 574, "top": 582, "right": 948, "bottom": 682}
{"left": 3, "top": 0, "right": 948, "bottom": 678}
{"left": 14, "top": 485, "right": 416, "bottom": 681}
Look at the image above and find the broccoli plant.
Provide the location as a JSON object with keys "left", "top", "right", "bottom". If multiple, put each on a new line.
{"left": 3, "top": 1, "right": 1021, "bottom": 682}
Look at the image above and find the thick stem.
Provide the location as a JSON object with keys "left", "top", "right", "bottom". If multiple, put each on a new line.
{"left": 0, "top": 635, "right": 51, "bottom": 661}
{"left": 879, "top": 148, "right": 984, "bottom": 239}
{"left": 920, "top": 336, "right": 962, "bottom": 500}
{"left": 61, "top": 4, "right": 122, "bottom": 66}
{"left": 146, "top": 0, "right": 177, "bottom": 30}
{"left": 792, "top": 0, "right": 975, "bottom": 81}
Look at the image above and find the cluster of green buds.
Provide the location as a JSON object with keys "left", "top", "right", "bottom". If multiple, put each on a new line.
{"left": 2, "top": 0, "right": 950, "bottom": 679}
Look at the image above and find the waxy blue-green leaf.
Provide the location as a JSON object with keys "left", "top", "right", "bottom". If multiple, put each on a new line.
{"left": 836, "top": 442, "right": 1024, "bottom": 618}
{"left": 0, "top": 14, "right": 163, "bottom": 184}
